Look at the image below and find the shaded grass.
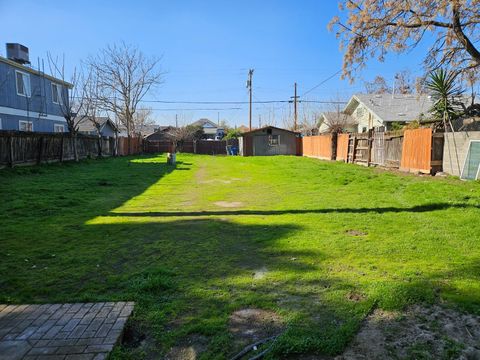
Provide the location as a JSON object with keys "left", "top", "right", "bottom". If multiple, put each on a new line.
{"left": 1, "top": 154, "right": 480, "bottom": 359}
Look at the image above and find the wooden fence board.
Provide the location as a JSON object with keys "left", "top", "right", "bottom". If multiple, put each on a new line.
{"left": 400, "top": 128, "right": 432, "bottom": 173}
{"left": 302, "top": 134, "right": 333, "bottom": 160}
{"left": 336, "top": 134, "right": 349, "bottom": 162}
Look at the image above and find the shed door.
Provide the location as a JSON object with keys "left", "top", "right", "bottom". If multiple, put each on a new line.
{"left": 253, "top": 135, "right": 268, "bottom": 156}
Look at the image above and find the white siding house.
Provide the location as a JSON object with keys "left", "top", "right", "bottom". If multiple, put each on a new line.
{"left": 343, "top": 94, "right": 434, "bottom": 132}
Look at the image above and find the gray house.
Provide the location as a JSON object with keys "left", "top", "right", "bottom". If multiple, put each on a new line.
{"left": 77, "top": 116, "right": 118, "bottom": 138}
{"left": 0, "top": 43, "right": 73, "bottom": 133}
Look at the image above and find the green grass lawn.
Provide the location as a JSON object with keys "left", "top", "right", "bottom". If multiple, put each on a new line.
{"left": 1, "top": 154, "right": 479, "bottom": 359}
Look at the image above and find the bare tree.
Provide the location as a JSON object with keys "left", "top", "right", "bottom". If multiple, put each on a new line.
{"left": 47, "top": 53, "right": 84, "bottom": 161}
{"left": 321, "top": 102, "right": 356, "bottom": 134}
{"left": 395, "top": 70, "right": 415, "bottom": 94}
{"left": 166, "top": 125, "right": 204, "bottom": 152}
{"left": 82, "top": 68, "right": 108, "bottom": 157}
{"left": 364, "top": 75, "right": 391, "bottom": 94}
{"left": 89, "top": 43, "right": 163, "bottom": 154}
{"left": 329, "top": 1, "right": 480, "bottom": 81}
{"left": 133, "top": 107, "right": 156, "bottom": 135}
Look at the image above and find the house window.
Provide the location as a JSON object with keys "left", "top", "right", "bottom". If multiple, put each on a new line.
{"left": 51, "top": 83, "right": 62, "bottom": 104}
{"left": 54, "top": 124, "right": 65, "bottom": 133}
{"left": 15, "top": 71, "right": 31, "bottom": 97}
{"left": 356, "top": 107, "right": 364, "bottom": 117}
{"left": 19, "top": 120, "right": 33, "bottom": 132}
{"left": 268, "top": 134, "right": 279, "bottom": 146}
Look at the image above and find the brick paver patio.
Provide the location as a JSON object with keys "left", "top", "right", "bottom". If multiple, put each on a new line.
{"left": 0, "top": 302, "right": 134, "bottom": 360}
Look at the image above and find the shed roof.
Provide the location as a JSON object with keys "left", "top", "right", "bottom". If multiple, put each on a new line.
{"left": 241, "top": 125, "right": 300, "bottom": 136}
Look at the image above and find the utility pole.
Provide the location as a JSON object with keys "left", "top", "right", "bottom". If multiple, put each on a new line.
{"left": 175, "top": 114, "right": 178, "bottom": 128}
{"left": 259, "top": 115, "right": 262, "bottom": 128}
{"left": 247, "top": 69, "right": 254, "bottom": 131}
{"left": 290, "top": 82, "right": 299, "bottom": 131}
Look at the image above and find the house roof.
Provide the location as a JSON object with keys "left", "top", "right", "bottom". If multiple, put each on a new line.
{"left": 77, "top": 116, "right": 117, "bottom": 133}
{"left": 241, "top": 125, "right": 300, "bottom": 136}
{"left": 0, "top": 56, "right": 74, "bottom": 88}
{"left": 190, "top": 118, "right": 218, "bottom": 128}
{"left": 320, "top": 112, "right": 356, "bottom": 125}
{"left": 344, "top": 94, "right": 434, "bottom": 123}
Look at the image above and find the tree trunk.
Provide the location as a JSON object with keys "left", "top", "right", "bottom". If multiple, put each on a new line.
{"left": 72, "top": 132, "right": 79, "bottom": 162}
{"left": 60, "top": 134, "right": 64, "bottom": 163}
{"left": 114, "top": 132, "right": 118, "bottom": 157}
{"left": 97, "top": 135, "right": 103, "bottom": 158}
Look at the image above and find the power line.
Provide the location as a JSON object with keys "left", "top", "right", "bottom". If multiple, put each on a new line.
{"left": 301, "top": 69, "right": 343, "bottom": 97}
{"left": 144, "top": 107, "right": 243, "bottom": 111}
{"left": 139, "top": 99, "right": 346, "bottom": 104}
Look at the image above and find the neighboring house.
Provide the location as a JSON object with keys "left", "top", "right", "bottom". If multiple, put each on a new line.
{"left": 318, "top": 112, "right": 357, "bottom": 134}
{"left": 239, "top": 126, "right": 301, "bottom": 156}
{"left": 77, "top": 116, "right": 118, "bottom": 138}
{"left": 343, "top": 94, "right": 433, "bottom": 132}
{"left": 145, "top": 126, "right": 175, "bottom": 141}
{"left": 115, "top": 124, "right": 158, "bottom": 138}
{"left": 190, "top": 118, "right": 225, "bottom": 140}
{"left": 0, "top": 43, "right": 73, "bottom": 133}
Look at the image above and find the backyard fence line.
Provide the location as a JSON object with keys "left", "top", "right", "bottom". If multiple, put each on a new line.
{"left": 0, "top": 131, "right": 143, "bottom": 168}
{"left": 144, "top": 139, "right": 239, "bottom": 155}
{"left": 303, "top": 128, "right": 445, "bottom": 175}
{"left": 302, "top": 134, "right": 335, "bottom": 160}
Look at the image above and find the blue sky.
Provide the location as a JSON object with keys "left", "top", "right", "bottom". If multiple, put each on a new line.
{"left": 0, "top": 0, "right": 430, "bottom": 127}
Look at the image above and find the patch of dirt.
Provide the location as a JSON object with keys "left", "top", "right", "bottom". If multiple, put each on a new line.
{"left": 164, "top": 334, "right": 209, "bottom": 360}
{"left": 346, "top": 229, "right": 367, "bottom": 236}
{"left": 346, "top": 291, "right": 366, "bottom": 302}
{"left": 214, "top": 201, "right": 243, "bottom": 208}
{"left": 336, "top": 305, "right": 480, "bottom": 360}
{"left": 229, "top": 308, "right": 284, "bottom": 349}
{"left": 122, "top": 322, "right": 162, "bottom": 359}
{"left": 253, "top": 266, "right": 268, "bottom": 280}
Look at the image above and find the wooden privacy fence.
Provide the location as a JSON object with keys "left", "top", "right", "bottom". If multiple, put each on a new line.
{"left": 144, "top": 139, "right": 239, "bottom": 155}
{"left": 336, "top": 134, "right": 349, "bottom": 161}
{"left": 117, "top": 136, "right": 143, "bottom": 156}
{"left": 302, "top": 134, "right": 334, "bottom": 160}
{"left": 400, "top": 128, "right": 443, "bottom": 174}
{"left": 304, "top": 128, "right": 444, "bottom": 174}
{"left": 0, "top": 131, "right": 143, "bottom": 168}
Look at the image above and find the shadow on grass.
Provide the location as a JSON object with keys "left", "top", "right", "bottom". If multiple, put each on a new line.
{"left": 107, "top": 202, "right": 480, "bottom": 218}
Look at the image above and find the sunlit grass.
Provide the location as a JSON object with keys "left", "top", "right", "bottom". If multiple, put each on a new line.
{"left": 1, "top": 154, "right": 479, "bottom": 359}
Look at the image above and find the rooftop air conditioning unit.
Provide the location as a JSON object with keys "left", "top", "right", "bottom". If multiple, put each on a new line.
{"left": 6, "top": 43, "right": 30, "bottom": 64}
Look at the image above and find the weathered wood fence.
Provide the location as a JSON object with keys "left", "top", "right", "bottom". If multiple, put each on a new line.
{"left": 144, "top": 139, "right": 238, "bottom": 155}
{"left": 0, "top": 131, "right": 143, "bottom": 168}
{"left": 303, "top": 128, "right": 444, "bottom": 174}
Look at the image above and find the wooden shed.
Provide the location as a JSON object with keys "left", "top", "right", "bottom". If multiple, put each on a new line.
{"left": 239, "top": 126, "right": 301, "bottom": 156}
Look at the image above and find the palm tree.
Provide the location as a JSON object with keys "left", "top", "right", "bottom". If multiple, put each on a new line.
{"left": 426, "top": 69, "right": 464, "bottom": 174}
{"left": 425, "top": 69, "right": 464, "bottom": 127}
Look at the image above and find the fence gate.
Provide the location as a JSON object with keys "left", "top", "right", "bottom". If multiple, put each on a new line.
{"left": 372, "top": 129, "right": 385, "bottom": 166}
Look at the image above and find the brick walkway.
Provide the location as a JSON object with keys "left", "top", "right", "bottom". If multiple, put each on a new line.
{"left": 0, "top": 302, "right": 134, "bottom": 360}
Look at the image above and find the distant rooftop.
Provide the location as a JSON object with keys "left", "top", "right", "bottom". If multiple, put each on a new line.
{"left": 344, "top": 94, "right": 434, "bottom": 122}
